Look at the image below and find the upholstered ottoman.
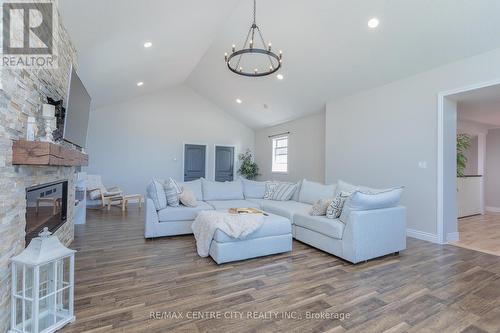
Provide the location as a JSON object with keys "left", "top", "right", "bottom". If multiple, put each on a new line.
{"left": 209, "top": 212, "right": 292, "bottom": 264}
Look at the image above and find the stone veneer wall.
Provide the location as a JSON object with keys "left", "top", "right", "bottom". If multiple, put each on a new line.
{"left": 0, "top": 2, "right": 78, "bottom": 332}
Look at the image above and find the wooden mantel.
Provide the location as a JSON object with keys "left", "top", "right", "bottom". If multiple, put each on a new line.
{"left": 12, "top": 140, "right": 88, "bottom": 166}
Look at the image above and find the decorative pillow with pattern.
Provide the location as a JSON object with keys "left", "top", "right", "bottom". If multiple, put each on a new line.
{"left": 164, "top": 180, "right": 180, "bottom": 207}
{"left": 310, "top": 198, "right": 334, "bottom": 216}
{"left": 326, "top": 191, "right": 351, "bottom": 219}
{"left": 263, "top": 182, "right": 279, "bottom": 199}
{"left": 270, "top": 182, "right": 297, "bottom": 201}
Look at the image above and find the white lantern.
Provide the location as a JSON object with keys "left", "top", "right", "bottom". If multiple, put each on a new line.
{"left": 9, "top": 227, "right": 76, "bottom": 333}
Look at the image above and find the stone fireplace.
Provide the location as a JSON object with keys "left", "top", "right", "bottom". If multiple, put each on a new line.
{"left": 0, "top": 2, "right": 78, "bottom": 332}
{"left": 25, "top": 180, "right": 69, "bottom": 245}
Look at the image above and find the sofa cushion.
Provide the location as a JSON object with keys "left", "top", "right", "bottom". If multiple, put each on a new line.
{"left": 298, "top": 179, "right": 336, "bottom": 205}
{"left": 146, "top": 179, "right": 167, "bottom": 210}
{"left": 261, "top": 200, "right": 311, "bottom": 220}
{"left": 179, "top": 179, "right": 203, "bottom": 201}
{"left": 293, "top": 213, "right": 345, "bottom": 239}
{"left": 245, "top": 198, "right": 265, "bottom": 209}
{"left": 336, "top": 180, "right": 393, "bottom": 195}
{"left": 202, "top": 179, "right": 244, "bottom": 201}
{"left": 336, "top": 180, "right": 360, "bottom": 194}
{"left": 241, "top": 178, "right": 266, "bottom": 199}
{"left": 292, "top": 180, "right": 302, "bottom": 201}
{"left": 340, "top": 187, "right": 404, "bottom": 223}
{"left": 214, "top": 213, "right": 291, "bottom": 242}
{"left": 157, "top": 201, "right": 213, "bottom": 222}
{"left": 206, "top": 200, "right": 261, "bottom": 210}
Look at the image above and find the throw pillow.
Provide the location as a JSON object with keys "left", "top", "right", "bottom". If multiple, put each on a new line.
{"left": 326, "top": 191, "right": 351, "bottom": 219}
{"left": 164, "top": 182, "right": 180, "bottom": 207}
{"left": 180, "top": 188, "right": 198, "bottom": 207}
{"left": 169, "top": 177, "right": 182, "bottom": 194}
{"left": 88, "top": 189, "right": 102, "bottom": 200}
{"left": 263, "top": 181, "right": 279, "bottom": 199}
{"left": 146, "top": 179, "right": 167, "bottom": 210}
{"left": 310, "top": 198, "right": 334, "bottom": 216}
{"left": 270, "top": 182, "right": 297, "bottom": 201}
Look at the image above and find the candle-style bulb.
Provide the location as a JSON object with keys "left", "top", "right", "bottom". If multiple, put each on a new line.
{"left": 232, "top": 44, "right": 235, "bottom": 52}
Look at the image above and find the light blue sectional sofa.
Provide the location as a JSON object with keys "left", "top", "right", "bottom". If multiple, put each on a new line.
{"left": 145, "top": 178, "right": 406, "bottom": 264}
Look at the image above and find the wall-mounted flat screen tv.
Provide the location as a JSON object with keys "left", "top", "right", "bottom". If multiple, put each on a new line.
{"left": 63, "top": 67, "right": 91, "bottom": 148}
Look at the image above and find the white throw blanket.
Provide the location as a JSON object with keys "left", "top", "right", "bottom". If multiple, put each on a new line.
{"left": 191, "top": 211, "right": 264, "bottom": 257}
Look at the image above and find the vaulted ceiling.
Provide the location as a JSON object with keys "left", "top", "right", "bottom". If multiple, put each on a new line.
{"left": 60, "top": 0, "right": 500, "bottom": 129}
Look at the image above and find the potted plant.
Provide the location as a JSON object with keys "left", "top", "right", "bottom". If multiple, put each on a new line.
{"left": 457, "top": 134, "right": 471, "bottom": 177}
{"left": 237, "top": 149, "right": 260, "bottom": 180}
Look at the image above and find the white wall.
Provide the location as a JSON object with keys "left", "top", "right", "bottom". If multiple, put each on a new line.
{"left": 325, "top": 47, "right": 500, "bottom": 238}
{"left": 86, "top": 85, "right": 255, "bottom": 194}
{"left": 254, "top": 112, "right": 325, "bottom": 183}
{"left": 485, "top": 128, "right": 500, "bottom": 210}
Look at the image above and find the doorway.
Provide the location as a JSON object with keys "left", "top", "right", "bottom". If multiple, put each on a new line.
{"left": 439, "top": 81, "right": 500, "bottom": 256}
{"left": 184, "top": 144, "right": 206, "bottom": 181}
{"left": 214, "top": 145, "right": 235, "bottom": 182}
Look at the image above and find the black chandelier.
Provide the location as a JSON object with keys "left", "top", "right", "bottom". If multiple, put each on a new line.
{"left": 224, "top": 0, "right": 282, "bottom": 77}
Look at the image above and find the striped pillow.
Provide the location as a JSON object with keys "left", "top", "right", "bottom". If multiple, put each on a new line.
{"left": 164, "top": 181, "right": 180, "bottom": 207}
{"left": 169, "top": 177, "right": 182, "bottom": 194}
{"left": 269, "top": 182, "right": 297, "bottom": 201}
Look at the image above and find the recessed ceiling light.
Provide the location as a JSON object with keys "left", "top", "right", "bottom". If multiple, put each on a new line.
{"left": 143, "top": 41, "right": 152, "bottom": 48}
{"left": 236, "top": 98, "right": 242, "bottom": 104}
{"left": 137, "top": 81, "right": 144, "bottom": 86}
{"left": 276, "top": 74, "right": 284, "bottom": 80}
{"left": 368, "top": 17, "right": 379, "bottom": 29}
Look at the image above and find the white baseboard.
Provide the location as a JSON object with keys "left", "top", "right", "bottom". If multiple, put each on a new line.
{"left": 406, "top": 228, "right": 439, "bottom": 243}
{"left": 446, "top": 232, "right": 459, "bottom": 243}
{"left": 485, "top": 206, "right": 500, "bottom": 213}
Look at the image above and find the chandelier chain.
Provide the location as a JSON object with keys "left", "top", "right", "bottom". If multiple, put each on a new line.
{"left": 253, "top": 0, "right": 256, "bottom": 25}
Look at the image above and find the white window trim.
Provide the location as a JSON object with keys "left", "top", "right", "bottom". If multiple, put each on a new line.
{"left": 271, "top": 135, "right": 289, "bottom": 174}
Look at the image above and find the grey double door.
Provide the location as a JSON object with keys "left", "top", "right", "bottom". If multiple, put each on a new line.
{"left": 184, "top": 144, "right": 206, "bottom": 181}
{"left": 184, "top": 145, "right": 234, "bottom": 182}
{"left": 215, "top": 146, "right": 234, "bottom": 182}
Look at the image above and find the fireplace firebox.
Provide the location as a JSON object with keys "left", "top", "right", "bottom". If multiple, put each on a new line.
{"left": 25, "top": 180, "right": 68, "bottom": 245}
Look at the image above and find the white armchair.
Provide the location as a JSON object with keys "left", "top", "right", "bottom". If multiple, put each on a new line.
{"left": 86, "top": 175, "right": 122, "bottom": 208}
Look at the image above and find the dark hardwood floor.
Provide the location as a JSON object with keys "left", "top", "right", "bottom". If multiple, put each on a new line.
{"left": 60, "top": 206, "right": 500, "bottom": 333}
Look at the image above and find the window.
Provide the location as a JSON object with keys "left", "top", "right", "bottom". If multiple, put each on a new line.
{"left": 272, "top": 135, "right": 288, "bottom": 173}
